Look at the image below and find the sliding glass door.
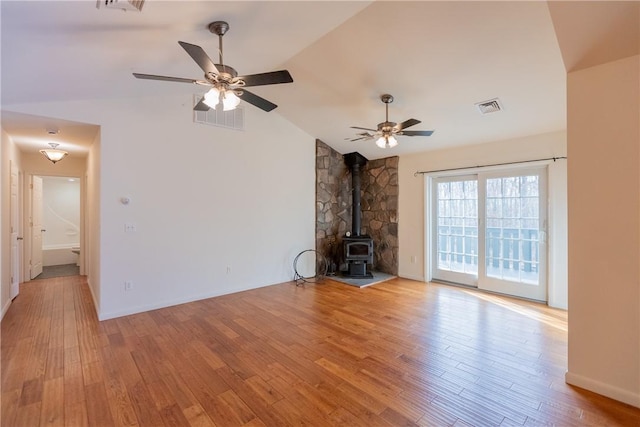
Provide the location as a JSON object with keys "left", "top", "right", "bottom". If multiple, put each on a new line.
{"left": 431, "top": 168, "right": 547, "bottom": 301}
{"left": 433, "top": 176, "right": 478, "bottom": 286}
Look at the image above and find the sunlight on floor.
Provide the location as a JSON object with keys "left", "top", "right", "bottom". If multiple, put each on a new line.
{"left": 458, "top": 288, "right": 568, "bottom": 332}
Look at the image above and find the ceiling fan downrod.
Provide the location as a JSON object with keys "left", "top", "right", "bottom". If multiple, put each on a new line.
{"left": 380, "top": 94, "right": 395, "bottom": 130}
{"left": 208, "top": 21, "right": 229, "bottom": 65}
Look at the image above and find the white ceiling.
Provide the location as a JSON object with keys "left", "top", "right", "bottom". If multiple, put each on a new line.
{"left": 1, "top": 1, "right": 570, "bottom": 160}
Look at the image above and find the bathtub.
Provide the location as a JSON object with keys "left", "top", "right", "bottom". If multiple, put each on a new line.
{"left": 43, "top": 244, "right": 80, "bottom": 267}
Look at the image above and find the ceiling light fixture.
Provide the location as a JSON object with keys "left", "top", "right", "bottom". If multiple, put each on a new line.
{"left": 203, "top": 85, "right": 241, "bottom": 111}
{"left": 376, "top": 135, "right": 398, "bottom": 149}
{"left": 40, "top": 143, "right": 68, "bottom": 164}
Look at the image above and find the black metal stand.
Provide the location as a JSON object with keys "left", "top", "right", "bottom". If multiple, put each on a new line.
{"left": 293, "top": 249, "right": 328, "bottom": 286}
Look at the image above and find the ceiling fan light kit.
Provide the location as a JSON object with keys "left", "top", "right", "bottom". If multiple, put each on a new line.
{"left": 376, "top": 135, "right": 398, "bottom": 149}
{"left": 133, "top": 20, "right": 293, "bottom": 112}
{"left": 40, "top": 142, "right": 68, "bottom": 164}
{"left": 349, "top": 93, "right": 434, "bottom": 148}
{"left": 203, "top": 86, "right": 241, "bottom": 111}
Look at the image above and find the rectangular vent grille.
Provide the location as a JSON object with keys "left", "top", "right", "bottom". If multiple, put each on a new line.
{"left": 475, "top": 98, "right": 503, "bottom": 114}
{"left": 193, "top": 96, "right": 245, "bottom": 131}
{"left": 96, "top": 0, "right": 145, "bottom": 12}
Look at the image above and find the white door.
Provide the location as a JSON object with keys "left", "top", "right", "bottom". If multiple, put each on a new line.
{"left": 30, "top": 176, "right": 44, "bottom": 279}
{"left": 432, "top": 175, "right": 478, "bottom": 286}
{"left": 10, "top": 162, "right": 20, "bottom": 298}
{"left": 478, "top": 169, "right": 547, "bottom": 301}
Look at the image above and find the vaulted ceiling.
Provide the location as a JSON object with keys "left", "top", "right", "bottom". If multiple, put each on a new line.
{"left": 1, "top": 1, "right": 637, "bottom": 160}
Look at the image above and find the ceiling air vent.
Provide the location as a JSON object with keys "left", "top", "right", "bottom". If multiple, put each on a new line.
{"left": 475, "top": 98, "right": 503, "bottom": 115}
{"left": 96, "top": 0, "right": 145, "bottom": 12}
{"left": 193, "top": 96, "right": 244, "bottom": 131}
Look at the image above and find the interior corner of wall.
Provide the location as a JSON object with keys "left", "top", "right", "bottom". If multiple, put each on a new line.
{"left": 86, "top": 277, "right": 101, "bottom": 320}
{"left": 1, "top": 298, "right": 12, "bottom": 322}
{"left": 565, "top": 371, "right": 640, "bottom": 409}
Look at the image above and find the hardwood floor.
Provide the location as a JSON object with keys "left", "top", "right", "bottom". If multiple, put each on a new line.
{"left": 2, "top": 276, "right": 639, "bottom": 426}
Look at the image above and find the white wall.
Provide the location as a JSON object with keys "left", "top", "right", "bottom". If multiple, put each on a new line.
{"left": 0, "top": 130, "right": 3, "bottom": 318}
{"left": 398, "top": 131, "right": 568, "bottom": 308}
{"left": 42, "top": 177, "right": 80, "bottom": 248}
{"left": 566, "top": 55, "right": 640, "bottom": 408}
{"left": 85, "top": 130, "right": 101, "bottom": 312}
{"left": 5, "top": 92, "right": 316, "bottom": 320}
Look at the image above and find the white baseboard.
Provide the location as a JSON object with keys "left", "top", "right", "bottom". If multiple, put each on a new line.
{"left": 1, "top": 299, "right": 12, "bottom": 321}
{"left": 97, "top": 281, "right": 274, "bottom": 321}
{"left": 398, "top": 274, "right": 425, "bottom": 282}
{"left": 86, "top": 277, "right": 100, "bottom": 319}
{"left": 565, "top": 371, "right": 640, "bottom": 408}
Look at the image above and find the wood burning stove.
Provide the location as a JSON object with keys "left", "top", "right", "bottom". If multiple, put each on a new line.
{"left": 343, "top": 152, "right": 374, "bottom": 278}
{"left": 343, "top": 236, "right": 374, "bottom": 277}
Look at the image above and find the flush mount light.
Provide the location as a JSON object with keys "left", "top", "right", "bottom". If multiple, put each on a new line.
{"left": 40, "top": 142, "right": 68, "bottom": 164}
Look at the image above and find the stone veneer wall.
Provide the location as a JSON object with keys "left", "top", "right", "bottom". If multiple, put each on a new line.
{"left": 316, "top": 140, "right": 350, "bottom": 271}
{"left": 316, "top": 139, "right": 399, "bottom": 275}
{"left": 361, "top": 156, "right": 399, "bottom": 275}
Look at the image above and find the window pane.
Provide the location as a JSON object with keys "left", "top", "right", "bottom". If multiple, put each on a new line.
{"left": 485, "top": 176, "right": 540, "bottom": 285}
{"left": 436, "top": 179, "right": 478, "bottom": 275}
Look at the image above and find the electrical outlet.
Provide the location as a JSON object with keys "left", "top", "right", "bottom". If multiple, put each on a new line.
{"left": 411, "top": 255, "right": 417, "bottom": 264}
{"left": 226, "top": 265, "right": 231, "bottom": 275}
{"left": 124, "top": 281, "right": 133, "bottom": 291}
{"left": 124, "top": 223, "right": 137, "bottom": 233}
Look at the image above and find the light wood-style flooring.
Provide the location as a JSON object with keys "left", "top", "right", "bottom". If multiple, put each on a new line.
{"left": 2, "top": 275, "right": 639, "bottom": 426}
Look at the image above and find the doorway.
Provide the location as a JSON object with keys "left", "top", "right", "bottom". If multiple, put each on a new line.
{"left": 29, "top": 175, "right": 81, "bottom": 280}
{"left": 429, "top": 167, "right": 548, "bottom": 302}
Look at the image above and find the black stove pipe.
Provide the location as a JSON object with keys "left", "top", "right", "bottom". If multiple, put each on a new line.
{"left": 351, "top": 162, "right": 362, "bottom": 236}
{"left": 343, "top": 152, "right": 368, "bottom": 237}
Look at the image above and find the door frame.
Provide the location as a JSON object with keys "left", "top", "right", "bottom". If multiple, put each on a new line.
{"left": 30, "top": 175, "right": 44, "bottom": 279}
{"left": 24, "top": 173, "right": 85, "bottom": 281}
{"left": 10, "top": 161, "right": 21, "bottom": 298}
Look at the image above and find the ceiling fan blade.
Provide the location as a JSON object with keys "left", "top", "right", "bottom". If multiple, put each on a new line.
{"left": 238, "top": 89, "right": 277, "bottom": 112}
{"left": 351, "top": 126, "right": 377, "bottom": 132}
{"left": 178, "top": 41, "right": 219, "bottom": 75}
{"left": 402, "top": 130, "right": 435, "bottom": 137}
{"left": 395, "top": 118, "right": 421, "bottom": 131}
{"left": 133, "top": 73, "right": 200, "bottom": 84}
{"left": 239, "top": 70, "right": 293, "bottom": 87}
{"left": 349, "top": 137, "right": 370, "bottom": 142}
{"left": 193, "top": 98, "right": 210, "bottom": 112}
